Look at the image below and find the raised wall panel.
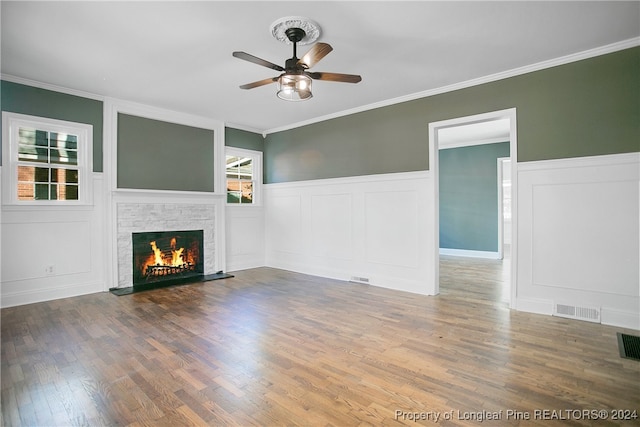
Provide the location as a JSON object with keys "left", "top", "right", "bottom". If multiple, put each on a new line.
{"left": 265, "top": 171, "right": 435, "bottom": 295}
{"left": 310, "top": 194, "right": 353, "bottom": 260}
{"left": 532, "top": 180, "right": 638, "bottom": 295}
{"left": 2, "top": 221, "right": 91, "bottom": 281}
{"left": 516, "top": 153, "right": 639, "bottom": 329}
{"left": 365, "top": 191, "right": 419, "bottom": 268}
{"left": 226, "top": 206, "right": 265, "bottom": 272}
{"left": 267, "top": 195, "right": 302, "bottom": 254}
{"left": 1, "top": 174, "right": 105, "bottom": 307}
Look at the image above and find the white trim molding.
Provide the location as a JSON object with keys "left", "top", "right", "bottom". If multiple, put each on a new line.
{"left": 516, "top": 152, "right": 639, "bottom": 329}
{"left": 1, "top": 173, "right": 106, "bottom": 308}
{"left": 264, "top": 170, "right": 434, "bottom": 296}
{"left": 102, "top": 98, "right": 227, "bottom": 290}
{"left": 429, "top": 108, "right": 519, "bottom": 306}
{"left": 264, "top": 38, "right": 639, "bottom": 135}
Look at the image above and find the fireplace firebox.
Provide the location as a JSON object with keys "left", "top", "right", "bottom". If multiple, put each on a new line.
{"left": 132, "top": 230, "right": 204, "bottom": 286}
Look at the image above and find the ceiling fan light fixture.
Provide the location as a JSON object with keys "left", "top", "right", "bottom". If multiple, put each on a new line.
{"left": 277, "top": 73, "right": 313, "bottom": 101}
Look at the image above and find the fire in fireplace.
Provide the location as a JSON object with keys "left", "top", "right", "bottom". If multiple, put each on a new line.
{"left": 132, "top": 230, "right": 204, "bottom": 285}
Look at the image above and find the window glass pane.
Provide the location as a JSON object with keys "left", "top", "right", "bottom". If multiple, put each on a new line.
{"left": 227, "top": 179, "right": 240, "bottom": 204}
{"left": 240, "top": 181, "right": 253, "bottom": 203}
{"left": 17, "top": 183, "right": 35, "bottom": 200}
{"left": 18, "top": 145, "right": 49, "bottom": 162}
{"left": 227, "top": 191, "right": 241, "bottom": 203}
{"left": 238, "top": 159, "right": 252, "bottom": 179}
{"left": 18, "top": 128, "right": 36, "bottom": 145}
{"left": 52, "top": 184, "right": 79, "bottom": 200}
{"left": 35, "top": 183, "right": 50, "bottom": 200}
{"left": 69, "top": 168, "right": 79, "bottom": 183}
{"left": 35, "top": 167, "right": 49, "bottom": 183}
{"left": 49, "top": 132, "right": 78, "bottom": 150}
{"left": 65, "top": 185, "right": 79, "bottom": 200}
{"left": 50, "top": 148, "right": 78, "bottom": 165}
{"left": 11, "top": 116, "right": 87, "bottom": 204}
{"left": 226, "top": 156, "right": 240, "bottom": 178}
{"left": 50, "top": 168, "right": 79, "bottom": 184}
{"left": 226, "top": 151, "right": 258, "bottom": 205}
{"left": 17, "top": 165, "right": 34, "bottom": 182}
{"left": 35, "top": 130, "right": 48, "bottom": 147}
{"left": 18, "top": 128, "right": 49, "bottom": 147}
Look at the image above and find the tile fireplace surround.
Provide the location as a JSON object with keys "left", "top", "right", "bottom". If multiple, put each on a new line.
{"left": 114, "top": 195, "right": 218, "bottom": 288}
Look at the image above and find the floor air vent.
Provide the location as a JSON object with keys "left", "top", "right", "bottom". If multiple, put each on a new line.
{"left": 553, "top": 303, "right": 601, "bottom": 323}
{"left": 617, "top": 333, "right": 640, "bottom": 361}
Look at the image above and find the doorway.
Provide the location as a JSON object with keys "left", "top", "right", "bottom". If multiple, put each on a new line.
{"left": 428, "top": 108, "right": 517, "bottom": 308}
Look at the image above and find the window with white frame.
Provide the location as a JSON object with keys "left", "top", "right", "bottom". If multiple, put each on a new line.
{"left": 2, "top": 112, "right": 93, "bottom": 205}
{"left": 225, "top": 147, "right": 262, "bottom": 205}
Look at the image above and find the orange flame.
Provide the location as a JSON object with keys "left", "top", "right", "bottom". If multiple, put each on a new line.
{"left": 142, "top": 238, "right": 192, "bottom": 275}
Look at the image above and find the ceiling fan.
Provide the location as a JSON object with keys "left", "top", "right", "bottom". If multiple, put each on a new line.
{"left": 232, "top": 26, "right": 362, "bottom": 101}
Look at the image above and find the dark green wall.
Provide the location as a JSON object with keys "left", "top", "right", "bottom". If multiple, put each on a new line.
{"left": 0, "top": 80, "right": 104, "bottom": 171}
{"left": 264, "top": 47, "right": 639, "bottom": 183}
{"left": 225, "top": 127, "right": 264, "bottom": 152}
{"left": 439, "top": 142, "right": 510, "bottom": 252}
{"left": 117, "top": 113, "right": 215, "bottom": 192}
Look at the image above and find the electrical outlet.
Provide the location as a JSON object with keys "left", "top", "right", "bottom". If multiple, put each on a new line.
{"left": 45, "top": 265, "right": 55, "bottom": 276}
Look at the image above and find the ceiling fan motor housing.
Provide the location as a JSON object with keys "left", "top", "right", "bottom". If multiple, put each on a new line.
{"left": 285, "top": 27, "right": 306, "bottom": 44}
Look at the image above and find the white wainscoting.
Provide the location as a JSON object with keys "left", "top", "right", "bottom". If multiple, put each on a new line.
{"left": 1, "top": 173, "right": 106, "bottom": 307}
{"left": 516, "top": 152, "right": 639, "bottom": 329}
{"left": 264, "top": 171, "right": 436, "bottom": 295}
{"left": 225, "top": 205, "right": 265, "bottom": 272}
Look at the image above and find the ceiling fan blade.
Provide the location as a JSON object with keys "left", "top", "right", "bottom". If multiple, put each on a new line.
{"left": 239, "top": 77, "right": 278, "bottom": 90}
{"left": 306, "top": 72, "right": 362, "bottom": 83}
{"left": 298, "top": 43, "right": 333, "bottom": 68}
{"left": 233, "top": 51, "right": 284, "bottom": 71}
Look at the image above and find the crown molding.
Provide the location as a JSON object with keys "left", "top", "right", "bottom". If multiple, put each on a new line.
{"left": 263, "top": 37, "right": 640, "bottom": 136}
{"left": 224, "top": 122, "right": 266, "bottom": 135}
{"left": 0, "top": 74, "right": 105, "bottom": 102}
{"left": 3, "top": 37, "right": 638, "bottom": 138}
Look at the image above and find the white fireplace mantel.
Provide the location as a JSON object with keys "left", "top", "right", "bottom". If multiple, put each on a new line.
{"left": 108, "top": 189, "right": 225, "bottom": 289}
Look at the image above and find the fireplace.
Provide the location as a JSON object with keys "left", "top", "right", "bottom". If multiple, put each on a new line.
{"left": 132, "top": 230, "right": 204, "bottom": 286}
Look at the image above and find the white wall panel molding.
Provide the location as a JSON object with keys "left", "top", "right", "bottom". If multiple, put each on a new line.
{"left": 225, "top": 205, "right": 265, "bottom": 272}
{"left": 1, "top": 173, "right": 106, "bottom": 307}
{"left": 266, "top": 170, "right": 429, "bottom": 189}
{"left": 265, "top": 171, "right": 435, "bottom": 296}
{"left": 516, "top": 152, "right": 639, "bottom": 329}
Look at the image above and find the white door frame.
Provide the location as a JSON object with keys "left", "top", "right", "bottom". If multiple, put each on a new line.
{"left": 428, "top": 108, "right": 518, "bottom": 308}
{"left": 497, "top": 156, "right": 511, "bottom": 260}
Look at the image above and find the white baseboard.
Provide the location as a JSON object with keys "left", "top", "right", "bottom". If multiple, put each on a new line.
{"left": 515, "top": 296, "right": 639, "bottom": 330}
{"left": 514, "top": 297, "right": 554, "bottom": 316}
{"left": 601, "top": 308, "right": 640, "bottom": 330}
{"left": 1, "top": 281, "right": 104, "bottom": 308}
{"left": 439, "top": 248, "right": 501, "bottom": 259}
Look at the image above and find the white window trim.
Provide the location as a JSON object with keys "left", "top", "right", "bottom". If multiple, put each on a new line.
{"left": 2, "top": 112, "right": 93, "bottom": 206}
{"left": 225, "top": 147, "right": 262, "bottom": 206}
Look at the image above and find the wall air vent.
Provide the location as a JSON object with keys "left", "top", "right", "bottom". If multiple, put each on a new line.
{"left": 553, "top": 303, "right": 601, "bottom": 323}
{"left": 350, "top": 276, "right": 370, "bottom": 284}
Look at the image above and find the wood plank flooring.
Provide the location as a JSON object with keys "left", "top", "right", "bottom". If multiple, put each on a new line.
{"left": 2, "top": 259, "right": 639, "bottom": 426}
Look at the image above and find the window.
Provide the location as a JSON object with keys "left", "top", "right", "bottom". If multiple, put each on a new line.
{"left": 2, "top": 112, "right": 92, "bottom": 205}
{"left": 225, "top": 147, "right": 262, "bottom": 205}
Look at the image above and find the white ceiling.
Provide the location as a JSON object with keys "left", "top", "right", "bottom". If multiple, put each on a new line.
{"left": 2, "top": 1, "right": 639, "bottom": 134}
{"left": 438, "top": 118, "right": 511, "bottom": 149}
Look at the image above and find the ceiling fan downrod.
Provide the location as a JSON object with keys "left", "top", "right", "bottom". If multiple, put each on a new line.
{"left": 285, "top": 27, "right": 306, "bottom": 62}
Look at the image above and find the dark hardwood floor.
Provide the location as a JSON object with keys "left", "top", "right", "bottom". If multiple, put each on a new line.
{"left": 2, "top": 259, "right": 639, "bottom": 426}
